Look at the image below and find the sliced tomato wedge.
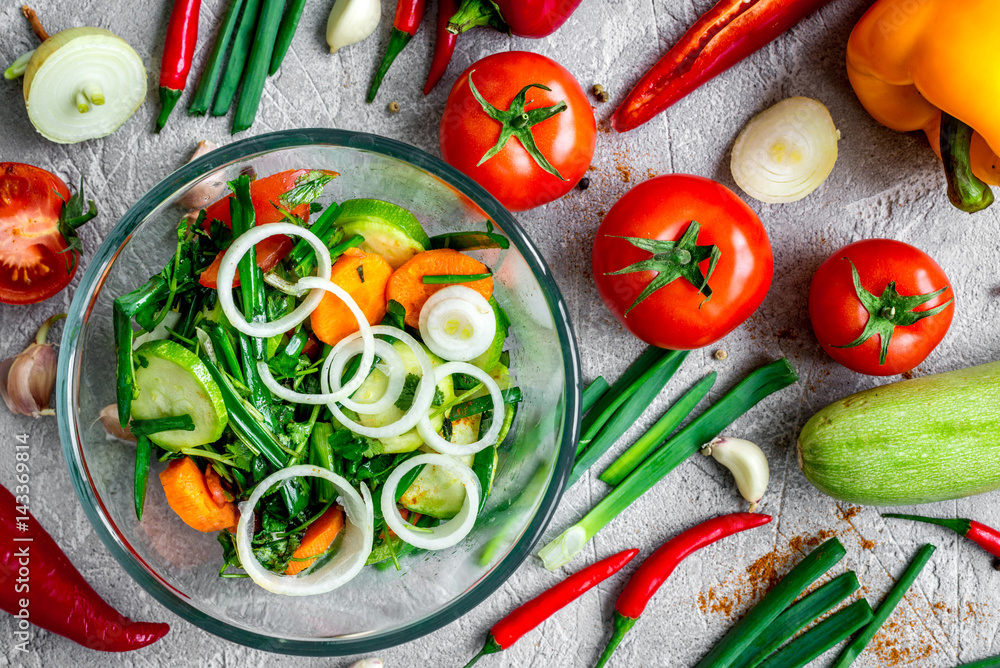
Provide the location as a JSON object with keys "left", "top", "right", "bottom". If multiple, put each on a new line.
{"left": 198, "top": 169, "right": 312, "bottom": 289}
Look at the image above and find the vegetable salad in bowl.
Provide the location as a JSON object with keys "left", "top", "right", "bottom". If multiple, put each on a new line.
{"left": 58, "top": 130, "right": 578, "bottom": 653}
{"left": 113, "top": 168, "right": 521, "bottom": 595}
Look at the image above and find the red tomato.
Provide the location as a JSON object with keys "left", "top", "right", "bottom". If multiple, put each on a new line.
{"left": 440, "top": 52, "right": 596, "bottom": 211}
{"left": 198, "top": 170, "right": 312, "bottom": 288}
{"left": 592, "top": 175, "right": 773, "bottom": 350}
{"left": 809, "top": 239, "right": 954, "bottom": 376}
{"left": 0, "top": 163, "right": 94, "bottom": 305}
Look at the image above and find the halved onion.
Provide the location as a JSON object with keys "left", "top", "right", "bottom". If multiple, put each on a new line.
{"left": 380, "top": 454, "right": 480, "bottom": 550}
{"left": 235, "top": 465, "right": 373, "bottom": 595}
{"left": 325, "top": 337, "right": 406, "bottom": 414}
{"left": 418, "top": 286, "right": 496, "bottom": 362}
{"left": 217, "top": 223, "right": 333, "bottom": 339}
{"left": 323, "top": 326, "right": 437, "bottom": 439}
{"left": 22, "top": 28, "right": 146, "bottom": 144}
{"left": 731, "top": 97, "right": 840, "bottom": 204}
{"left": 417, "top": 362, "right": 503, "bottom": 456}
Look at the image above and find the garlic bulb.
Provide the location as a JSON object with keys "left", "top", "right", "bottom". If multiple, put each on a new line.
{"left": 0, "top": 314, "right": 64, "bottom": 418}
{"left": 702, "top": 437, "right": 770, "bottom": 511}
{"left": 326, "top": 0, "right": 381, "bottom": 54}
{"left": 99, "top": 404, "right": 136, "bottom": 442}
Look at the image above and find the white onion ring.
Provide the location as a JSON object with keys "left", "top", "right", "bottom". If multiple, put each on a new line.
{"left": 323, "top": 326, "right": 437, "bottom": 439}
{"left": 326, "top": 337, "right": 406, "bottom": 414}
{"left": 255, "top": 275, "right": 376, "bottom": 404}
{"left": 418, "top": 286, "right": 496, "bottom": 362}
{"left": 235, "top": 465, "right": 373, "bottom": 596}
{"left": 380, "top": 454, "right": 480, "bottom": 550}
{"left": 217, "top": 223, "right": 333, "bottom": 339}
{"left": 417, "top": 362, "right": 504, "bottom": 456}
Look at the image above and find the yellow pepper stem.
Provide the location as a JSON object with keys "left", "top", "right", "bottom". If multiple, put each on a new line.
{"left": 941, "top": 112, "right": 995, "bottom": 213}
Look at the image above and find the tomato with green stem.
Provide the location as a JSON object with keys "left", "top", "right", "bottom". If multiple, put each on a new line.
{"left": 0, "top": 162, "right": 96, "bottom": 305}
{"left": 809, "top": 239, "right": 954, "bottom": 376}
{"left": 592, "top": 174, "right": 772, "bottom": 350}
{"left": 439, "top": 51, "right": 595, "bottom": 212}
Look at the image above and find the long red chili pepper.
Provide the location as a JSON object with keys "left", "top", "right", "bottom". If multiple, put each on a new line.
{"left": 883, "top": 514, "right": 1000, "bottom": 562}
{"left": 423, "top": 0, "right": 460, "bottom": 95}
{"left": 464, "top": 548, "right": 639, "bottom": 667}
{"left": 611, "top": 0, "right": 834, "bottom": 133}
{"left": 156, "top": 0, "right": 201, "bottom": 133}
{"left": 0, "top": 483, "right": 170, "bottom": 651}
{"left": 594, "top": 513, "right": 773, "bottom": 668}
{"left": 368, "top": 0, "right": 427, "bottom": 103}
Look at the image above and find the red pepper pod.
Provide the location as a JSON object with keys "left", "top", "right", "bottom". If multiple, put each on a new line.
{"left": 595, "top": 513, "right": 772, "bottom": 668}
{"left": 464, "top": 548, "right": 639, "bottom": 667}
{"left": 883, "top": 514, "right": 1000, "bottom": 560}
{"left": 448, "top": 0, "right": 582, "bottom": 39}
{"left": 611, "top": 0, "right": 834, "bottom": 133}
{"left": 0, "top": 484, "right": 170, "bottom": 651}
{"left": 424, "top": 0, "right": 460, "bottom": 95}
{"left": 368, "top": 0, "right": 428, "bottom": 103}
{"left": 157, "top": 0, "right": 202, "bottom": 132}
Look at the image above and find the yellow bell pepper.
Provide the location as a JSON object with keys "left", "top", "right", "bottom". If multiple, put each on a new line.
{"left": 847, "top": 0, "right": 1000, "bottom": 212}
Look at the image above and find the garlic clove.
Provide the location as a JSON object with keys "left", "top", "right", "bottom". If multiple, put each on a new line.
{"left": 99, "top": 403, "right": 136, "bottom": 442}
{"left": 702, "top": 437, "right": 770, "bottom": 511}
{"left": 327, "top": 0, "right": 381, "bottom": 54}
{"left": 347, "top": 659, "right": 384, "bottom": 668}
{"left": 0, "top": 343, "right": 57, "bottom": 417}
{"left": 178, "top": 140, "right": 226, "bottom": 209}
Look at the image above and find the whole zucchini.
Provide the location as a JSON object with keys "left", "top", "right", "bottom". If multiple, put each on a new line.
{"left": 798, "top": 362, "right": 1000, "bottom": 506}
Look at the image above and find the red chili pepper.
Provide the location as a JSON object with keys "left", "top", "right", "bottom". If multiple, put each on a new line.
{"left": 595, "top": 513, "right": 773, "bottom": 668}
{"left": 447, "top": 0, "right": 582, "bottom": 39}
{"left": 368, "top": 0, "right": 427, "bottom": 103}
{"left": 0, "top": 484, "right": 169, "bottom": 651}
{"left": 424, "top": 0, "right": 460, "bottom": 95}
{"left": 464, "top": 548, "right": 639, "bottom": 667}
{"left": 883, "top": 514, "right": 1000, "bottom": 561}
{"left": 156, "top": 0, "right": 202, "bottom": 133}
{"left": 611, "top": 0, "right": 835, "bottom": 133}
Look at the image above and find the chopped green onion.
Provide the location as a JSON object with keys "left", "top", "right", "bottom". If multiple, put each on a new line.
{"left": 268, "top": 0, "right": 307, "bottom": 75}
{"left": 212, "top": 0, "right": 262, "bottom": 116}
{"left": 134, "top": 435, "right": 151, "bottom": 521}
{"left": 130, "top": 414, "right": 195, "bottom": 436}
{"left": 540, "top": 358, "right": 797, "bottom": 571}
{"left": 582, "top": 376, "right": 609, "bottom": 414}
{"left": 430, "top": 231, "right": 510, "bottom": 251}
{"left": 694, "top": 538, "right": 847, "bottom": 668}
{"left": 421, "top": 272, "right": 493, "bottom": 285}
{"left": 232, "top": 0, "right": 284, "bottom": 133}
{"left": 449, "top": 388, "right": 523, "bottom": 420}
{"left": 958, "top": 654, "right": 1000, "bottom": 668}
{"left": 188, "top": 0, "right": 245, "bottom": 115}
{"left": 731, "top": 571, "right": 861, "bottom": 668}
{"left": 600, "top": 372, "right": 716, "bottom": 486}
{"left": 756, "top": 599, "right": 874, "bottom": 668}
{"left": 829, "top": 544, "right": 937, "bottom": 668}
{"left": 568, "top": 351, "right": 688, "bottom": 486}
{"left": 576, "top": 347, "right": 672, "bottom": 458}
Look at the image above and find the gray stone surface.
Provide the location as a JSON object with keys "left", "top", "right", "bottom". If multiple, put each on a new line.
{"left": 1, "top": 0, "right": 999, "bottom": 665}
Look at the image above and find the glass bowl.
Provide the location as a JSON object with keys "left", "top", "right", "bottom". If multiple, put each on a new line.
{"left": 56, "top": 129, "right": 581, "bottom": 655}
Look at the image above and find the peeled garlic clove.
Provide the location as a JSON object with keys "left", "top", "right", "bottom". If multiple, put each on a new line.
{"left": 347, "top": 659, "right": 383, "bottom": 668}
{"left": 326, "top": 0, "right": 381, "bottom": 54}
{"left": 702, "top": 437, "right": 770, "bottom": 511}
{"left": 178, "top": 140, "right": 227, "bottom": 209}
{"left": 0, "top": 343, "right": 57, "bottom": 417}
{"left": 99, "top": 403, "right": 135, "bottom": 442}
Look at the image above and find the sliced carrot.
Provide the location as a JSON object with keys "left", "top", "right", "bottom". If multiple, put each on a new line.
{"left": 285, "top": 505, "right": 346, "bottom": 575}
{"left": 198, "top": 234, "right": 293, "bottom": 289}
{"left": 159, "top": 457, "right": 237, "bottom": 533}
{"left": 386, "top": 249, "right": 494, "bottom": 327}
{"left": 310, "top": 248, "right": 394, "bottom": 346}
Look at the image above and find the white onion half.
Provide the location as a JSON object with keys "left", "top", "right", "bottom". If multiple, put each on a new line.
{"left": 235, "top": 465, "right": 373, "bottom": 596}
{"left": 325, "top": 337, "right": 406, "bottom": 414}
{"left": 380, "top": 454, "right": 480, "bottom": 550}
{"left": 731, "top": 97, "right": 840, "bottom": 204}
{"left": 418, "top": 286, "right": 496, "bottom": 362}
{"left": 323, "top": 327, "right": 437, "bottom": 439}
{"left": 417, "top": 362, "right": 504, "bottom": 456}
{"left": 217, "top": 223, "right": 333, "bottom": 339}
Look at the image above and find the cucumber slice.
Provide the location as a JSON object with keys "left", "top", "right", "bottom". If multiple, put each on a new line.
{"left": 352, "top": 339, "right": 455, "bottom": 454}
{"left": 470, "top": 297, "right": 509, "bottom": 372}
{"left": 131, "top": 340, "right": 227, "bottom": 451}
{"left": 399, "top": 416, "right": 479, "bottom": 519}
{"left": 338, "top": 198, "right": 431, "bottom": 269}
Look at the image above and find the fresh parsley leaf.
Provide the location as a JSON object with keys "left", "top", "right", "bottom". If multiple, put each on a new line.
{"left": 442, "top": 416, "right": 453, "bottom": 441}
{"left": 381, "top": 300, "right": 406, "bottom": 330}
{"left": 394, "top": 373, "right": 421, "bottom": 411}
{"left": 329, "top": 429, "right": 369, "bottom": 462}
{"left": 432, "top": 386, "right": 445, "bottom": 407}
{"left": 280, "top": 171, "right": 336, "bottom": 208}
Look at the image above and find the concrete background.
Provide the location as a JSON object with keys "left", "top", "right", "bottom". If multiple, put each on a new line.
{"left": 1, "top": 0, "right": 999, "bottom": 665}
